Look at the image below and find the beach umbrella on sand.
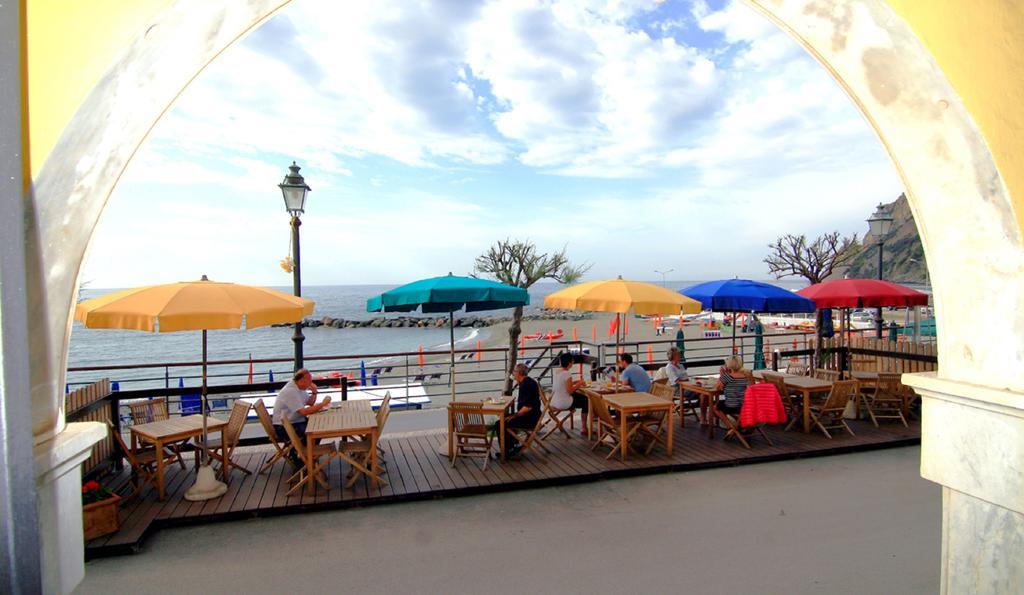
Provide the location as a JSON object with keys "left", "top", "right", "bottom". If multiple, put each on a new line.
{"left": 681, "top": 279, "right": 816, "bottom": 353}
{"left": 75, "top": 275, "right": 315, "bottom": 501}
{"left": 366, "top": 273, "right": 529, "bottom": 402}
{"left": 544, "top": 277, "right": 701, "bottom": 387}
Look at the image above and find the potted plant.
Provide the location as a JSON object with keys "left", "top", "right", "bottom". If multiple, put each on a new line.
{"left": 82, "top": 480, "right": 120, "bottom": 540}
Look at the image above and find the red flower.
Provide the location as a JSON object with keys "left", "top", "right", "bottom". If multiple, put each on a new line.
{"left": 83, "top": 480, "right": 99, "bottom": 491}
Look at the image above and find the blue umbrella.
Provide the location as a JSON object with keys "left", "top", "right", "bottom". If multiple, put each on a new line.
{"left": 681, "top": 279, "right": 816, "bottom": 351}
{"left": 368, "top": 273, "right": 529, "bottom": 399}
{"left": 360, "top": 360, "right": 367, "bottom": 386}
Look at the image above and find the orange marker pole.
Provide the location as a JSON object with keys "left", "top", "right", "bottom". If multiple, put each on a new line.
{"left": 476, "top": 340, "right": 482, "bottom": 361}
{"left": 418, "top": 345, "right": 424, "bottom": 367}
{"left": 519, "top": 336, "right": 525, "bottom": 356}
{"left": 624, "top": 316, "right": 629, "bottom": 336}
{"left": 647, "top": 345, "right": 653, "bottom": 364}
{"left": 592, "top": 325, "right": 597, "bottom": 341}
{"left": 573, "top": 326, "right": 578, "bottom": 341}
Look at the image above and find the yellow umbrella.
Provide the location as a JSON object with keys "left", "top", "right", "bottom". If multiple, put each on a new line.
{"left": 544, "top": 277, "right": 701, "bottom": 387}
{"left": 75, "top": 275, "right": 315, "bottom": 500}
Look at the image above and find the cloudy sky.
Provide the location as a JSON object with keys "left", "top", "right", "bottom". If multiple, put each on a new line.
{"left": 83, "top": 0, "right": 902, "bottom": 289}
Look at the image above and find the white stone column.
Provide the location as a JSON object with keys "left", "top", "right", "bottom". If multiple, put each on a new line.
{"left": 33, "top": 422, "right": 106, "bottom": 595}
{"left": 904, "top": 373, "right": 1024, "bottom": 593}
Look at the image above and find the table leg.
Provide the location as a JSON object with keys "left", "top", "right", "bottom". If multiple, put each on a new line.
{"left": 587, "top": 398, "right": 593, "bottom": 439}
{"left": 619, "top": 408, "right": 628, "bottom": 461}
{"left": 306, "top": 434, "right": 315, "bottom": 495}
{"left": 156, "top": 439, "right": 165, "bottom": 501}
{"left": 803, "top": 391, "right": 811, "bottom": 433}
{"left": 220, "top": 426, "right": 229, "bottom": 482}
{"left": 499, "top": 410, "right": 507, "bottom": 462}
{"left": 665, "top": 405, "right": 673, "bottom": 456}
{"left": 370, "top": 430, "right": 379, "bottom": 488}
{"left": 447, "top": 407, "right": 454, "bottom": 461}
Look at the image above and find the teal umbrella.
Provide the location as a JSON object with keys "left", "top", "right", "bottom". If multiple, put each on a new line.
{"left": 675, "top": 327, "right": 686, "bottom": 364}
{"left": 367, "top": 273, "right": 530, "bottom": 400}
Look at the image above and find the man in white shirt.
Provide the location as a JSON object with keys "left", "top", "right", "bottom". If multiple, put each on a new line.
{"left": 272, "top": 368, "right": 332, "bottom": 443}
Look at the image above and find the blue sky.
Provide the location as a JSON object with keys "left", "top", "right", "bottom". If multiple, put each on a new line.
{"left": 84, "top": 0, "right": 901, "bottom": 288}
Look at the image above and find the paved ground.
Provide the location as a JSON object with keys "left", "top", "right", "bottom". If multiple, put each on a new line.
{"left": 77, "top": 446, "right": 939, "bottom": 594}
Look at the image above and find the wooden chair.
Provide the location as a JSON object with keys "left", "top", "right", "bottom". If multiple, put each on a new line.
{"left": 540, "top": 386, "right": 576, "bottom": 440}
{"left": 808, "top": 380, "right": 859, "bottom": 438}
{"left": 508, "top": 391, "right": 551, "bottom": 460}
{"left": 107, "top": 421, "right": 180, "bottom": 501}
{"left": 864, "top": 372, "right": 909, "bottom": 427}
{"left": 340, "top": 394, "right": 391, "bottom": 488}
{"left": 254, "top": 400, "right": 291, "bottom": 474}
{"left": 449, "top": 402, "right": 492, "bottom": 470}
{"left": 637, "top": 382, "right": 673, "bottom": 454}
{"left": 126, "top": 399, "right": 186, "bottom": 469}
{"left": 281, "top": 417, "right": 337, "bottom": 496}
{"left": 590, "top": 393, "right": 642, "bottom": 460}
{"left": 203, "top": 400, "right": 252, "bottom": 476}
{"left": 762, "top": 372, "right": 802, "bottom": 432}
{"left": 785, "top": 362, "right": 809, "bottom": 376}
{"left": 812, "top": 368, "right": 840, "bottom": 382}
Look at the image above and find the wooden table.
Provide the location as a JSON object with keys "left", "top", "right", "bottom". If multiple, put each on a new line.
{"left": 676, "top": 380, "right": 720, "bottom": 426}
{"left": 778, "top": 376, "right": 834, "bottom": 433}
{"left": 602, "top": 392, "right": 674, "bottom": 460}
{"left": 304, "top": 400, "right": 380, "bottom": 494}
{"left": 447, "top": 396, "right": 515, "bottom": 462}
{"left": 131, "top": 415, "right": 227, "bottom": 501}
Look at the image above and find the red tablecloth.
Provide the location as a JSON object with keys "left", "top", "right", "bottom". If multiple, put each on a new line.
{"left": 740, "top": 383, "right": 787, "bottom": 427}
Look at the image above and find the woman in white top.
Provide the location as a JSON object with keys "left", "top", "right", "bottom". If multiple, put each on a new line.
{"left": 550, "top": 352, "right": 589, "bottom": 432}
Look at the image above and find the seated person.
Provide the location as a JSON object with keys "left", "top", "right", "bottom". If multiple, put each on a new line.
{"left": 492, "top": 363, "right": 542, "bottom": 458}
{"left": 550, "top": 352, "right": 589, "bottom": 434}
{"left": 714, "top": 355, "right": 748, "bottom": 418}
{"left": 617, "top": 353, "right": 652, "bottom": 393}
{"left": 272, "top": 368, "right": 332, "bottom": 464}
{"left": 663, "top": 347, "right": 689, "bottom": 384}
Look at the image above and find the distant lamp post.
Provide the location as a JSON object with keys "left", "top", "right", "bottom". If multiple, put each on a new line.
{"left": 279, "top": 161, "right": 311, "bottom": 371}
{"left": 655, "top": 268, "right": 674, "bottom": 287}
{"left": 866, "top": 203, "right": 894, "bottom": 338}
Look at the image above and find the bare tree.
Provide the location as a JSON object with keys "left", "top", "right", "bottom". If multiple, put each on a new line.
{"left": 764, "top": 232, "right": 860, "bottom": 285}
{"left": 473, "top": 238, "right": 590, "bottom": 394}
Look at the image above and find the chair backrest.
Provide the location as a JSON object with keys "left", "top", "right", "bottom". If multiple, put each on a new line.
{"left": 449, "top": 402, "right": 485, "bottom": 433}
{"left": 253, "top": 400, "right": 282, "bottom": 445}
{"left": 762, "top": 372, "right": 791, "bottom": 399}
{"left": 128, "top": 399, "right": 169, "bottom": 424}
{"left": 376, "top": 392, "right": 392, "bottom": 433}
{"left": 821, "top": 380, "right": 858, "bottom": 411}
{"left": 813, "top": 368, "right": 840, "bottom": 382}
{"left": 107, "top": 421, "right": 143, "bottom": 470}
{"left": 876, "top": 372, "right": 903, "bottom": 399}
{"left": 589, "top": 393, "right": 617, "bottom": 427}
{"left": 649, "top": 382, "right": 675, "bottom": 401}
{"left": 280, "top": 417, "right": 307, "bottom": 463}
{"left": 224, "top": 400, "right": 251, "bottom": 445}
{"left": 785, "top": 363, "right": 809, "bottom": 376}
{"left": 651, "top": 377, "right": 668, "bottom": 387}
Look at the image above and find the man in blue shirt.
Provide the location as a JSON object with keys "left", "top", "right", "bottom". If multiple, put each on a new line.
{"left": 617, "top": 353, "right": 652, "bottom": 393}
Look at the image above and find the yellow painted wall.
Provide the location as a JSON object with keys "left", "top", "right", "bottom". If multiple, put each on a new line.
{"left": 25, "top": 0, "right": 173, "bottom": 176}
{"left": 885, "top": 0, "right": 1023, "bottom": 233}
{"left": 22, "top": 0, "right": 1024, "bottom": 236}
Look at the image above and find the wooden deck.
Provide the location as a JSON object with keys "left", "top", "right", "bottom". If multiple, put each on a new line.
{"left": 87, "top": 418, "right": 920, "bottom": 558}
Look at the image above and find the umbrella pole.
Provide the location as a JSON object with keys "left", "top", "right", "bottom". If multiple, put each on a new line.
{"left": 614, "top": 313, "right": 621, "bottom": 390}
{"left": 201, "top": 329, "right": 208, "bottom": 465}
{"left": 184, "top": 329, "right": 226, "bottom": 501}
{"left": 731, "top": 311, "right": 737, "bottom": 354}
{"left": 450, "top": 312, "right": 456, "bottom": 402}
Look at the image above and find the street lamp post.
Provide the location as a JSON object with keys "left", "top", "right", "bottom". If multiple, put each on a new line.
{"left": 279, "top": 161, "right": 311, "bottom": 372}
{"left": 866, "top": 203, "right": 894, "bottom": 338}
{"left": 654, "top": 268, "right": 673, "bottom": 288}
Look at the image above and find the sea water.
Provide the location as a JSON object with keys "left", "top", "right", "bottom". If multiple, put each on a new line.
{"left": 67, "top": 279, "right": 818, "bottom": 390}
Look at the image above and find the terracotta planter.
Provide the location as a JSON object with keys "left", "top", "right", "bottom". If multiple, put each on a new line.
{"left": 83, "top": 494, "right": 121, "bottom": 540}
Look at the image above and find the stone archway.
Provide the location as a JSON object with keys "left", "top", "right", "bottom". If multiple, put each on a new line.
{"left": 23, "top": 1, "right": 1024, "bottom": 591}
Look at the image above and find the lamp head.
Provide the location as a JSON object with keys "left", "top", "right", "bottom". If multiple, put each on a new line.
{"left": 279, "top": 161, "right": 311, "bottom": 216}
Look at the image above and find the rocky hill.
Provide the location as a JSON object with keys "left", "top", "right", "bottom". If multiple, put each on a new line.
{"left": 846, "top": 193, "right": 929, "bottom": 284}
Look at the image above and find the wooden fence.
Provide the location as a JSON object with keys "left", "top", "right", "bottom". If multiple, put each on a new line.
{"left": 65, "top": 379, "right": 115, "bottom": 478}
{"left": 816, "top": 337, "right": 938, "bottom": 373}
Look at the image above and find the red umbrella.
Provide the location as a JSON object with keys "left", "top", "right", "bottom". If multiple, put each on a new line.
{"left": 797, "top": 279, "right": 929, "bottom": 308}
